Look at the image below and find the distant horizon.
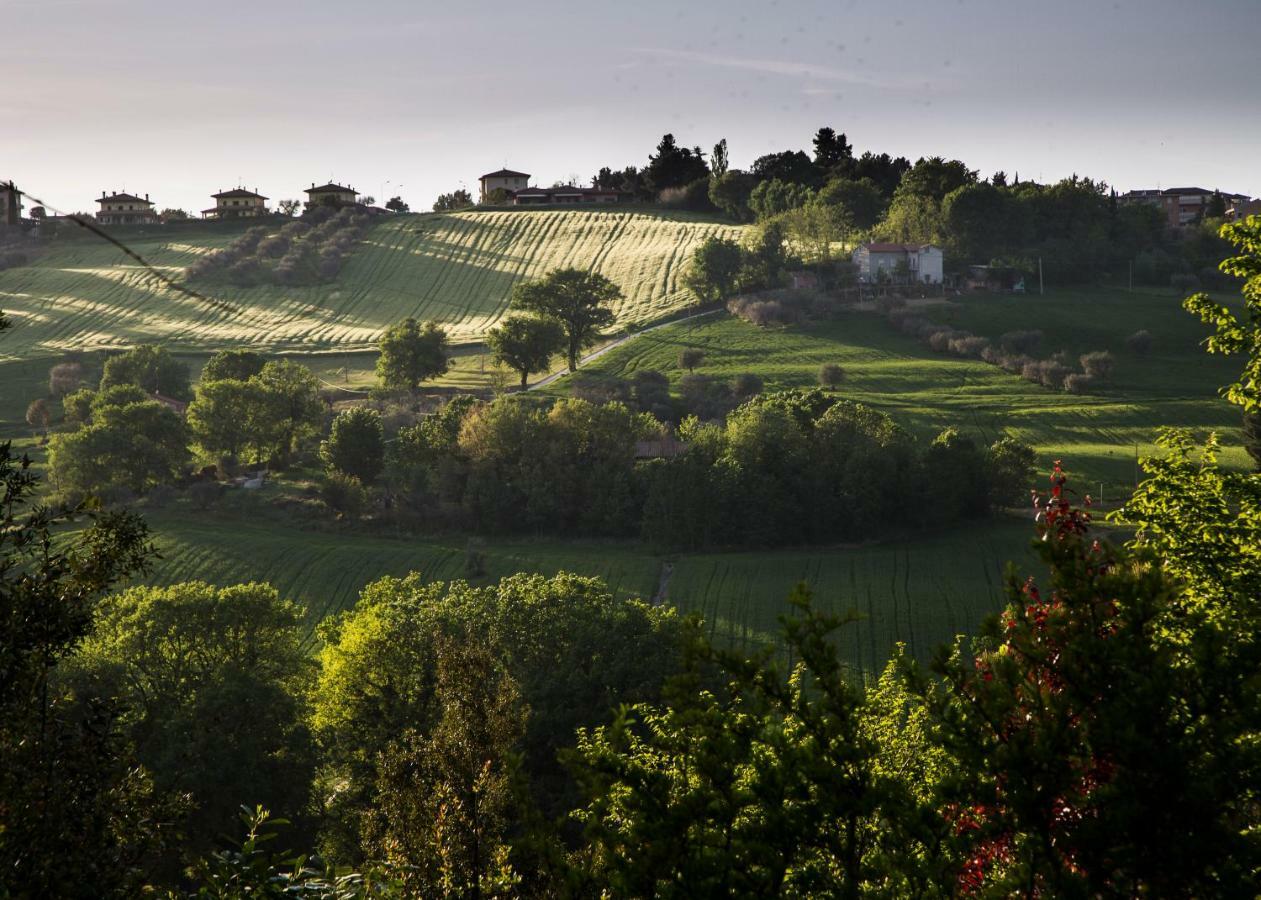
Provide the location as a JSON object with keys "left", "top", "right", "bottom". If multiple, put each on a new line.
{"left": 5, "top": 0, "right": 1259, "bottom": 216}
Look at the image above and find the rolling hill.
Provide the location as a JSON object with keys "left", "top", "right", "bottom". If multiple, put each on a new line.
{"left": 0, "top": 208, "right": 742, "bottom": 361}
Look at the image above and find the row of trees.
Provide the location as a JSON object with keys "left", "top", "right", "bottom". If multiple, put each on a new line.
{"left": 319, "top": 386, "right": 1035, "bottom": 549}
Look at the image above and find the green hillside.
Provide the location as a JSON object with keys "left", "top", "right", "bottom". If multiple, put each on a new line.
{"left": 547, "top": 286, "right": 1250, "bottom": 498}
{"left": 0, "top": 209, "right": 741, "bottom": 361}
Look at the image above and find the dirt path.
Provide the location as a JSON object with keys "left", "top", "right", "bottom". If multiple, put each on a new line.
{"left": 528, "top": 308, "right": 722, "bottom": 391}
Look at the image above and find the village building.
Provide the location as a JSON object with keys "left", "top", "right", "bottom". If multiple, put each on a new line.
{"left": 479, "top": 168, "right": 530, "bottom": 202}
{"left": 202, "top": 187, "right": 269, "bottom": 219}
{"left": 511, "top": 186, "right": 624, "bottom": 206}
{"left": 852, "top": 242, "right": 944, "bottom": 285}
{"left": 1120, "top": 187, "right": 1251, "bottom": 228}
{"left": 149, "top": 391, "right": 188, "bottom": 417}
{"left": 1228, "top": 198, "right": 1261, "bottom": 221}
{"left": 95, "top": 191, "right": 159, "bottom": 226}
{"left": 304, "top": 182, "right": 359, "bottom": 210}
{"left": 1, "top": 180, "right": 22, "bottom": 226}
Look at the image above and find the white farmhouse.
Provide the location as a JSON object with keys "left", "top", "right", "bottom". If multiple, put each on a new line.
{"left": 852, "top": 242, "right": 943, "bottom": 285}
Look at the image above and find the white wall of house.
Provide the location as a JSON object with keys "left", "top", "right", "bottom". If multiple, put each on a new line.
{"left": 852, "top": 245, "right": 943, "bottom": 284}
{"left": 479, "top": 175, "right": 528, "bottom": 201}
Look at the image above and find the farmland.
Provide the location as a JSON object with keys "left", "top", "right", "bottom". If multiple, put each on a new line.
{"left": 549, "top": 286, "right": 1250, "bottom": 497}
{"left": 0, "top": 208, "right": 741, "bottom": 360}
{"left": 133, "top": 502, "right": 1039, "bottom": 671}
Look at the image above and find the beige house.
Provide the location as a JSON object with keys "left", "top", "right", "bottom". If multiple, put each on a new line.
{"left": 304, "top": 182, "right": 359, "bottom": 210}
{"left": 1, "top": 180, "right": 22, "bottom": 226}
{"left": 479, "top": 168, "right": 530, "bottom": 203}
{"left": 202, "top": 187, "right": 269, "bottom": 219}
{"left": 95, "top": 191, "right": 158, "bottom": 226}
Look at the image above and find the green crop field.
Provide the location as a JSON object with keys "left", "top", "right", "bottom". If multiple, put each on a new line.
{"left": 130, "top": 503, "right": 1041, "bottom": 671}
{"left": 550, "top": 286, "right": 1249, "bottom": 497}
{"left": 0, "top": 209, "right": 741, "bottom": 361}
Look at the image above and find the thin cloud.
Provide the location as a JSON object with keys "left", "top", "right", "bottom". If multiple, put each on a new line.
{"left": 629, "top": 47, "right": 936, "bottom": 92}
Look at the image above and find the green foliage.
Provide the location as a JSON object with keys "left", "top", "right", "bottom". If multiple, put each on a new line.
{"left": 509, "top": 267, "right": 622, "bottom": 371}
{"left": 707, "top": 171, "right": 756, "bottom": 222}
{"left": 433, "top": 189, "right": 473, "bottom": 212}
{"left": 816, "top": 176, "right": 885, "bottom": 231}
{"left": 202, "top": 349, "right": 267, "bottom": 383}
{"left": 68, "top": 582, "right": 315, "bottom": 858}
{"left": 364, "top": 637, "right": 525, "bottom": 897}
{"left": 321, "top": 471, "right": 367, "bottom": 518}
{"left": 486, "top": 314, "right": 565, "bottom": 389}
{"left": 375, "top": 318, "right": 452, "bottom": 392}
{"left": 984, "top": 435, "right": 1036, "bottom": 508}
{"left": 0, "top": 441, "right": 167, "bottom": 897}
{"left": 645, "top": 133, "right": 709, "bottom": 194}
{"left": 100, "top": 344, "right": 191, "bottom": 401}
{"left": 682, "top": 236, "right": 744, "bottom": 302}
{"left": 1184, "top": 216, "right": 1261, "bottom": 412}
{"left": 48, "top": 395, "right": 189, "bottom": 495}
{"left": 187, "top": 377, "right": 275, "bottom": 462}
{"left": 568, "top": 587, "right": 939, "bottom": 898}
{"left": 748, "top": 178, "right": 814, "bottom": 220}
{"left": 321, "top": 407, "right": 385, "bottom": 485}
{"left": 311, "top": 570, "right": 678, "bottom": 859}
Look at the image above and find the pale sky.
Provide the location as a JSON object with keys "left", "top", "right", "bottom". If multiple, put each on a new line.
{"left": 4, "top": 0, "right": 1259, "bottom": 215}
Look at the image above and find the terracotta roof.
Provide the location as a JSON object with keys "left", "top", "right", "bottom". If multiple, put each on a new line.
{"left": 305, "top": 182, "right": 357, "bottom": 194}
{"left": 481, "top": 169, "right": 530, "bottom": 179}
{"left": 1161, "top": 187, "right": 1212, "bottom": 195}
{"left": 212, "top": 188, "right": 268, "bottom": 200}
{"left": 97, "top": 192, "right": 151, "bottom": 205}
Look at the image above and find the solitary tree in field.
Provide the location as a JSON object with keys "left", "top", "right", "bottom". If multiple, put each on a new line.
{"left": 486, "top": 314, "right": 565, "bottom": 389}
{"left": 25, "top": 398, "right": 50, "bottom": 434}
{"left": 376, "top": 318, "right": 452, "bottom": 393}
{"left": 711, "top": 138, "right": 729, "bottom": 177}
{"left": 385, "top": 196, "right": 410, "bottom": 213}
{"left": 679, "top": 349, "right": 705, "bottom": 373}
{"left": 509, "top": 268, "right": 621, "bottom": 372}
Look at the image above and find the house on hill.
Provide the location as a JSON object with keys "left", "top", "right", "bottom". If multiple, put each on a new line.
{"left": 852, "top": 242, "right": 943, "bottom": 285}
{"left": 511, "top": 186, "right": 623, "bottom": 206}
{"left": 1121, "top": 187, "right": 1251, "bottom": 228}
{"left": 304, "top": 182, "right": 359, "bottom": 210}
{"left": 479, "top": 168, "right": 530, "bottom": 203}
{"left": 95, "top": 191, "right": 158, "bottom": 226}
{"left": 202, "top": 187, "right": 269, "bottom": 219}
{"left": 1, "top": 180, "right": 22, "bottom": 226}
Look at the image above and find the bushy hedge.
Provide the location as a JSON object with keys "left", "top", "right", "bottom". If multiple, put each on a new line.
{"left": 185, "top": 208, "right": 371, "bottom": 286}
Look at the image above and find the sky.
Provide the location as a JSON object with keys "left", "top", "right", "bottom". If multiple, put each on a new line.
{"left": 3, "top": 0, "right": 1259, "bottom": 215}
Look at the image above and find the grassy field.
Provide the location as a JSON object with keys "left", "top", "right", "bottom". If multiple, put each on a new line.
{"left": 0, "top": 209, "right": 741, "bottom": 361}
{"left": 548, "top": 286, "right": 1249, "bottom": 498}
{"left": 130, "top": 500, "right": 1039, "bottom": 670}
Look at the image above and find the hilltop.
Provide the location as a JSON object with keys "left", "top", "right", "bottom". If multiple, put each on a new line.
{"left": 0, "top": 208, "right": 742, "bottom": 361}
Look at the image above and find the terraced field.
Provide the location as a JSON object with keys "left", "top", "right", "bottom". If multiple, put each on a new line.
{"left": 0, "top": 209, "right": 741, "bottom": 360}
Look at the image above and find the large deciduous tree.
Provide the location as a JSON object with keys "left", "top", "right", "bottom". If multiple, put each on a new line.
{"left": 321, "top": 406, "right": 385, "bottom": 485}
{"left": 509, "top": 268, "right": 621, "bottom": 372}
{"left": 486, "top": 314, "right": 565, "bottom": 389}
{"left": 683, "top": 236, "right": 744, "bottom": 302}
{"left": 99, "top": 344, "right": 191, "bottom": 401}
{"left": 376, "top": 318, "right": 452, "bottom": 393}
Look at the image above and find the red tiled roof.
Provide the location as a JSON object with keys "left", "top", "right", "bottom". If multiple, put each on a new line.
{"left": 306, "top": 182, "right": 356, "bottom": 194}
{"left": 212, "top": 188, "right": 268, "bottom": 200}
{"left": 481, "top": 169, "right": 530, "bottom": 179}
{"left": 97, "top": 192, "right": 151, "bottom": 205}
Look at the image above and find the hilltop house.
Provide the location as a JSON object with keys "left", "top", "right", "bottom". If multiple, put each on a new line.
{"left": 1, "top": 180, "right": 21, "bottom": 226}
{"left": 202, "top": 187, "right": 269, "bottom": 220}
{"left": 1121, "top": 187, "right": 1251, "bottom": 228}
{"left": 304, "top": 182, "right": 359, "bottom": 210}
{"left": 852, "top": 242, "right": 943, "bottom": 285}
{"left": 511, "top": 186, "right": 623, "bottom": 206}
{"left": 479, "top": 168, "right": 530, "bottom": 203}
{"left": 95, "top": 191, "right": 158, "bottom": 226}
